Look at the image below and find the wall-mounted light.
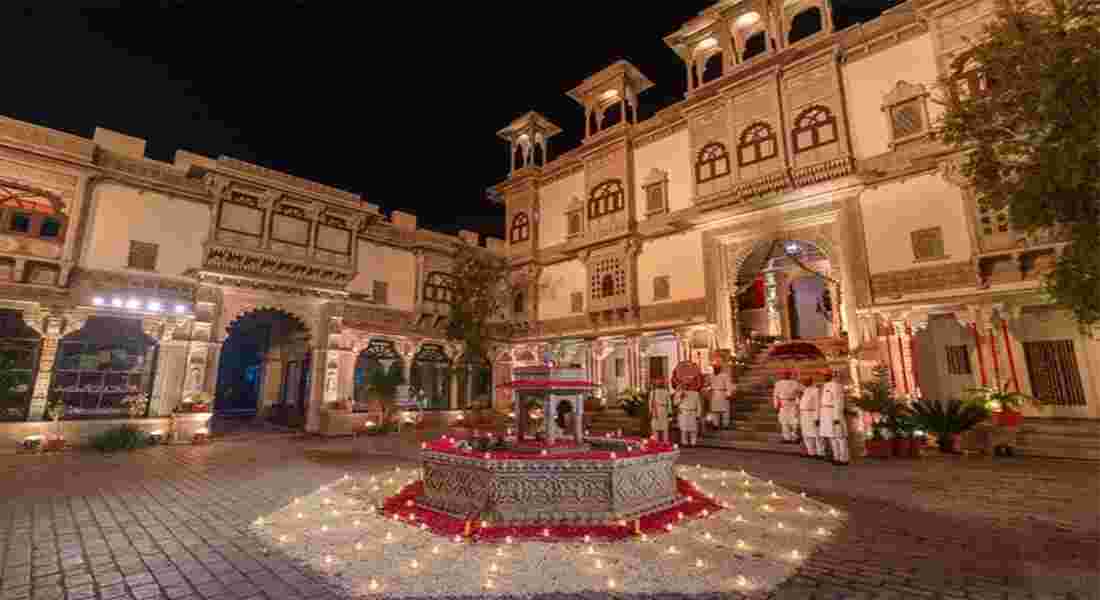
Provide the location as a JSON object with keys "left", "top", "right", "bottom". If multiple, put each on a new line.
{"left": 111, "top": 298, "right": 123, "bottom": 307}
{"left": 125, "top": 299, "right": 140, "bottom": 309}
{"left": 175, "top": 305, "right": 187, "bottom": 314}
{"left": 147, "top": 301, "right": 162, "bottom": 312}
{"left": 92, "top": 297, "right": 104, "bottom": 306}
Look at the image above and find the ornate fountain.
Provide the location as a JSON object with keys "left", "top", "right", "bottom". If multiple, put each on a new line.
{"left": 416, "top": 366, "right": 684, "bottom": 526}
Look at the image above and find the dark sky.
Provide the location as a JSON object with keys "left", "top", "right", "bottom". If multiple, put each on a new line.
{"left": 2, "top": 1, "right": 901, "bottom": 240}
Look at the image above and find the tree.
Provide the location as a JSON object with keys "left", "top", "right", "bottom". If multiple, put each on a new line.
{"left": 444, "top": 242, "right": 512, "bottom": 365}
{"left": 937, "top": 0, "right": 1100, "bottom": 331}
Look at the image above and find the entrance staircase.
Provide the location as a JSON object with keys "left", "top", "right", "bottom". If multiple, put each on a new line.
{"left": 1014, "top": 418, "right": 1100, "bottom": 461}
{"left": 702, "top": 343, "right": 802, "bottom": 454}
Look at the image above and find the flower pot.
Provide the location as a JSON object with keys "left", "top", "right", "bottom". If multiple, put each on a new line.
{"left": 44, "top": 437, "right": 66, "bottom": 452}
{"left": 191, "top": 404, "right": 209, "bottom": 413}
{"left": 865, "top": 439, "right": 891, "bottom": 458}
{"left": 993, "top": 410, "right": 1022, "bottom": 427}
{"left": 891, "top": 437, "right": 912, "bottom": 457}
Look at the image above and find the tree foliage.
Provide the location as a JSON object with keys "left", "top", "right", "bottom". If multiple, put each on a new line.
{"left": 937, "top": 0, "right": 1100, "bottom": 330}
{"left": 444, "top": 242, "right": 512, "bottom": 364}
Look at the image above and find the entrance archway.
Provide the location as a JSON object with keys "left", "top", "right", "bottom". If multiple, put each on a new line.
{"left": 217, "top": 308, "right": 310, "bottom": 427}
{"left": 411, "top": 343, "right": 450, "bottom": 410}
{"left": 732, "top": 239, "right": 837, "bottom": 344}
{"left": 0, "top": 309, "right": 40, "bottom": 421}
{"left": 353, "top": 338, "right": 404, "bottom": 413}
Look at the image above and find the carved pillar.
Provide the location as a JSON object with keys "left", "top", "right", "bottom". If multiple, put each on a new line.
{"left": 764, "top": 270, "right": 783, "bottom": 338}
{"left": 306, "top": 347, "right": 327, "bottom": 433}
{"left": 28, "top": 313, "right": 67, "bottom": 421}
{"left": 150, "top": 318, "right": 188, "bottom": 416}
{"left": 625, "top": 336, "right": 640, "bottom": 390}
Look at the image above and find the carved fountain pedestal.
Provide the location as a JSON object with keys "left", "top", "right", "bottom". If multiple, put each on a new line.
{"left": 416, "top": 367, "right": 683, "bottom": 525}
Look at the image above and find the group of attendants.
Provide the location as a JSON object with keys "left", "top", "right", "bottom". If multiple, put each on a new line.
{"left": 648, "top": 365, "right": 735, "bottom": 448}
{"left": 773, "top": 369, "right": 850, "bottom": 466}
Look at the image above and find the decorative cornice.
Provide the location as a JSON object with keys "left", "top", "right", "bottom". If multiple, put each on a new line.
{"left": 200, "top": 244, "right": 355, "bottom": 289}
{"left": 870, "top": 261, "right": 977, "bottom": 300}
{"left": 191, "top": 271, "right": 347, "bottom": 301}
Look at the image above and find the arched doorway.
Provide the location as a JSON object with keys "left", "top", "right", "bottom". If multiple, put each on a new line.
{"left": 411, "top": 343, "right": 450, "bottom": 410}
{"left": 217, "top": 309, "right": 310, "bottom": 427}
{"left": 0, "top": 309, "right": 40, "bottom": 421}
{"left": 733, "top": 239, "right": 836, "bottom": 344}
{"left": 51, "top": 316, "right": 157, "bottom": 420}
{"left": 353, "top": 339, "right": 404, "bottom": 413}
{"left": 457, "top": 353, "right": 492, "bottom": 409}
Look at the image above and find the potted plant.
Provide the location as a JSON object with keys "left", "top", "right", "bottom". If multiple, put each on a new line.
{"left": 864, "top": 422, "right": 890, "bottom": 458}
{"left": 43, "top": 397, "right": 66, "bottom": 451}
{"left": 618, "top": 387, "right": 646, "bottom": 417}
{"left": 909, "top": 397, "right": 991, "bottom": 453}
{"left": 966, "top": 384, "right": 1037, "bottom": 427}
{"left": 179, "top": 391, "right": 212, "bottom": 413}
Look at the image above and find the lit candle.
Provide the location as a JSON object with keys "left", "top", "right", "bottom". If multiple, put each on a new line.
{"left": 324, "top": 555, "right": 333, "bottom": 565}
{"left": 490, "top": 562, "right": 498, "bottom": 573}
{"left": 695, "top": 558, "right": 705, "bottom": 568}
{"left": 355, "top": 542, "right": 363, "bottom": 551}
{"left": 667, "top": 545, "right": 678, "bottom": 554}
{"left": 505, "top": 536, "right": 514, "bottom": 545}
{"left": 737, "top": 575, "right": 748, "bottom": 586}
{"left": 703, "top": 532, "right": 712, "bottom": 541}
{"left": 595, "top": 559, "right": 603, "bottom": 569}
{"left": 410, "top": 560, "right": 419, "bottom": 569}
{"left": 369, "top": 579, "right": 379, "bottom": 591}
{"left": 587, "top": 546, "right": 595, "bottom": 555}
{"left": 279, "top": 535, "right": 288, "bottom": 543}
{"left": 736, "top": 539, "right": 746, "bottom": 549}
{"left": 607, "top": 578, "right": 616, "bottom": 589}
{"left": 791, "top": 549, "right": 801, "bottom": 559}
{"left": 385, "top": 532, "right": 393, "bottom": 541}
{"left": 320, "top": 525, "right": 328, "bottom": 533}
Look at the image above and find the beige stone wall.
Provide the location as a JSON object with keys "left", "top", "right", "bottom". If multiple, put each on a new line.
{"left": 537, "top": 170, "right": 584, "bottom": 249}
{"left": 633, "top": 127, "right": 692, "bottom": 219}
{"left": 841, "top": 34, "right": 941, "bottom": 159}
{"left": 637, "top": 230, "right": 705, "bottom": 306}
{"left": 347, "top": 240, "right": 416, "bottom": 311}
{"left": 859, "top": 172, "right": 971, "bottom": 275}
{"left": 81, "top": 182, "right": 209, "bottom": 276}
{"left": 537, "top": 260, "right": 586, "bottom": 321}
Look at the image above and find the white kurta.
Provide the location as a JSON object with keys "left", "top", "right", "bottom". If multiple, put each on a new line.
{"left": 709, "top": 372, "right": 733, "bottom": 414}
{"left": 818, "top": 381, "right": 848, "bottom": 438}
{"left": 677, "top": 391, "right": 701, "bottom": 432}
{"left": 650, "top": 389, "right": 670, "bottom": 432}
{"left": 773, "top": 379, "right": 803, "bottom": 422}
{"left": 798, "top": 385, "right": 821, "bottom": 437}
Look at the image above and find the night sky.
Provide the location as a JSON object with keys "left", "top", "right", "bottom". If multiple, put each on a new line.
{"left": 3, "top": 1, "right": 901, "bottom": 240}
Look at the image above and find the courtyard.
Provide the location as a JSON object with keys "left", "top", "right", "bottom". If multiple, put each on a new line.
{"left": 2, "top": 430, "right": 1097, "bottom": 600}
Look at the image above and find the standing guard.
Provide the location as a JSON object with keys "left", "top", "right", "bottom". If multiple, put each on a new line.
{"left": 772, "top": 370, "right": 804, "bottom": 443}
{"left": 649, "top": 378, "right": 671, "bottom": 443}
{"left": 798, "top": 373, "right": 822, "bottom": 459}
{"left": 708, "top": 365, "right": 733, "bottom": 430}
{"left": 819, "top": 369, "right": 849, "bottom": 465}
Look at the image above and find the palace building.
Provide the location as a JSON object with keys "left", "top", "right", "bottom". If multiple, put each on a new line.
{"left": 0, "top": 0, "right": 1095, "bottom": 457}
{"left": 488, "top": 0, "right": 1098, "bottom": 456}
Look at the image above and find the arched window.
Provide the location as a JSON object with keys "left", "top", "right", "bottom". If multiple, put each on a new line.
{"left": 587, "top": 180, "right": 625, "bottom": 220}
{"left": 423, "top": 271, "right": 455, "bottom": 305}
{"left": 788, "top": 7, "right": 823, "bottom": 44}
{"left": 600, "top": 274, "right": 615, "bottom": 298}
{"left": 510, "top": 212, "right": 530, "bottom": 243}
{"left": 791, "top": 105, "right": 837, "bottom": 154}
{"left": 737, "top": 122, "right": 778, "bottom": 166}
{"left": 696, "top": 142, "right": 731, "bottom": 183}
{"left": 513, "top": 291, "right": 525, "bottom": 315}
{"left": 742, "top": 31, "right": 767, "bottom": 61}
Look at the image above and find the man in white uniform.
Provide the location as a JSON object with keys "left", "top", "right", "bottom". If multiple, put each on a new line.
{"left": 798, "top": 373, "right": 822, "bottom": 459}
{"left": 649, "top": 381, "right": 670, "bottom": 442}
{"left": 676, "top": 378, "right": 702, "bottom": 447}
{"left": 708, "top": 366, "right": 733, "bottom": 430}
{"left": 819, "top": 369, "right": 849, "bottom": 465}
{"left": 772, "top": 370, "right": 803, "bottom": 443}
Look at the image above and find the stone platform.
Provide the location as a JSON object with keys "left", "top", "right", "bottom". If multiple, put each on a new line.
{"left": 417, "top": 438, "right": 682, "bottom": 525}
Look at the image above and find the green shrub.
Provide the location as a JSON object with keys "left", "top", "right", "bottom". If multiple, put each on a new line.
{"left": 90, "top": 425, "right": 149, "bottom": 452}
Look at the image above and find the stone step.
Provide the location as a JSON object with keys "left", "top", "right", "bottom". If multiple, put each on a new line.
{"left": 698, "top": 437, "right": 804, "bottom": 456}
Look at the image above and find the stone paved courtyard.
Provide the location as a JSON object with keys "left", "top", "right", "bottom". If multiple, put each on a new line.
{"left": 1, "top": 432, "right": 1097, "bottom": 600}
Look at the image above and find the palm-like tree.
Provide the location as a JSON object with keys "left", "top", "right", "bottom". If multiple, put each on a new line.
{"left": 909, "top": 398, "right": 991, "bottom": 453}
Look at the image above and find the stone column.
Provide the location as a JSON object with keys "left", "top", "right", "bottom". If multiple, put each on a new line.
{"left": 306, "top": 347, "right": 327, "bottom": 433}
{"left": 27, "top": 314, "right": 67, "bottom": 421}
{"left": 150, "top": 340, "right": 188, "bottom": 416}
{"left": 204, "top": 342, "right": 222, "bottom": 396}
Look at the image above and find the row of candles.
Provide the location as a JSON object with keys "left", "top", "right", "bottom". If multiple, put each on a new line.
{"left": 254, "top": 466, "right": 841, "bottom": 594}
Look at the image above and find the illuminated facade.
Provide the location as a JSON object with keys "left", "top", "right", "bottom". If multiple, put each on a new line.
{"left": 489, "top": 0, "right": 1099, "bottom": 446}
